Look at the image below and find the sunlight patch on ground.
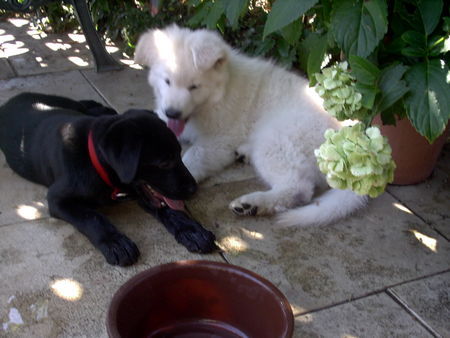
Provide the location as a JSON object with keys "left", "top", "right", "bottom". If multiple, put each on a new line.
{"left": 68, "top": 33, "right": 86, "bottom": 43}
{"left": 241, "top": 228, "right": 264, "bottom": 240}
{"left": 35, "top": 56, "right": 48, "bottom": 68}
{"left": 1, "top": 40, "right": 29, "bottom": 58}
{"left": 121, "top": 59, "right": 143, "bottom": 69}
{"left": 68, "top": 56, "right": 89, "bottom": 67}
{"left": 409, "top": 229, "right": 437, "bottom": 252}
{"left": 50, "top": 278, "right": 83, "bottom": 301}
{"left": 8, "top": 18, "right": 29, "bottom": 27}
{"left": 45, "top": 42, "right": 71, "bottom": 51}
{"left": 16, "top": 204, "right": 42, "bottom": 220}
{"left": 393, "top": 202, "right": 413, "bottom": 214}
{"left": 106, "top": 45, "right": 119, "bottom": 53}
{"left": 218, "top": 235, "right": 248, "bottom": 254}
{"left": 0, "top": 34, "right": 15, "bottom": 44}
{"left": 295, "top": 312, "right": 313, "bottom": 323}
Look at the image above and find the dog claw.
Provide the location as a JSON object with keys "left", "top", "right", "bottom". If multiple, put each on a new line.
{"left": 231, "top": 202, "right": 258, "bottom": 216}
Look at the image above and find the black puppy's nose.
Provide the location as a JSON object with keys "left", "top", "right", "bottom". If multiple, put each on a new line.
{"left": 186, "top": 183, "right": 197, "bottom": 195}
{"left": 165, "top": 108, "right": 182, "bottom": 119}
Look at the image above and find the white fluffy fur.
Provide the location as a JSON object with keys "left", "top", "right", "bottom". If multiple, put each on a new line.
{"left": 135, "top": 25, "right": 368, "bottom": 226}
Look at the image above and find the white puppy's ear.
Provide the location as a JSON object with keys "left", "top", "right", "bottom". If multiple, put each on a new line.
{"left": 190, "top": 31, "right": 228, "bottom": 71}
{"left": 134, "top": 30, "right": 158, "bottom": 66}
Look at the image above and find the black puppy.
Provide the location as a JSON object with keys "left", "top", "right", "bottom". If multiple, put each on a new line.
{"left": 0, "top": 93, "right": 216, "bottom": 266}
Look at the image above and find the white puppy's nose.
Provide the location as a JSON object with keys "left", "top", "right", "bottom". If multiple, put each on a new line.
{"left": 165, "top": 108, "right": 182, "bottom": 119}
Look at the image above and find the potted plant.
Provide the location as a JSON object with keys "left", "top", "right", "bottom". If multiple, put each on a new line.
{"left": 312, "top": 0, "right": 449, "bottom": 189}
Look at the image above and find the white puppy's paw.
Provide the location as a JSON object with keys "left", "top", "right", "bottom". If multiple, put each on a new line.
{"left": 234, "top": 143, "right": 251, "bottom": 164}
{"left": 229, "top": 191, "right": 280, "bottom": 216}
{"left": 229, "top": 200, "right": 259, "bottom": 216}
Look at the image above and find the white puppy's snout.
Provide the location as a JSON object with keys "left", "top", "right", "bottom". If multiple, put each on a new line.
{"left": 165, "top": 108, "right": 182, "bottom": 119}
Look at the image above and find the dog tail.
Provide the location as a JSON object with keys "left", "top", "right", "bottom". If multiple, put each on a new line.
{"left": 277, "top": 189, "right": 368, "bottom": 227}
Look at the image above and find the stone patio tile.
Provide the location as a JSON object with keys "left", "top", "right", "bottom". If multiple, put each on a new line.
{"left": 2, "top": 29, "right": 95, "bottom": 76}
{"left": 81, "top": 68, "right": 153, "bottom": 112}
{"left": 188, "top": 179, "right": 450, "bottom": 315}
{"left": 0, "top": 202, "right": 222, "bottom": 337}
{"left": 0, "top": 70, "right": 105, "bottom": 104}
{"left": 293, "top": 293, "right": 432, "bottom": 337}
{"left": 387, "top": 167, "right": 450, "bottom": 240}
{"left": 0, "top": 152, "right": 49, "bottom": 227}
{"left": 0, "top": 59, "right": 16, "bottom": 79}
{"left": 388, "top": 272, "right": 450, "bottom": 337}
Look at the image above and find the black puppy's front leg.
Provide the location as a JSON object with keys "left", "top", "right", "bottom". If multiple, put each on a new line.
{"left": 47, "top": 185, "right": 140, "bottom": 266}
{"left": 137, "top": 199, "right": 217, "bottom": 253}
{"left": 159, "top": 208, "right": 217, "bottom": 253}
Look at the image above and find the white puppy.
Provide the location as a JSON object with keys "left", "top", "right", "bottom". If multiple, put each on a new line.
{"left": 134, "top": 25, "right": 367, "bottom": 226}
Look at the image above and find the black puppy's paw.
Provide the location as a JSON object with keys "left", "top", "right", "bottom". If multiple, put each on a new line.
{"left": 98, "top": 232, "right": 140, "bottom": 266}
{"left": 176, "top": 227, "right": 217, "bottom": 254}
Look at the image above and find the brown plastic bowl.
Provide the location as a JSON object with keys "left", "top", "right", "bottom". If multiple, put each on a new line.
{"left": 107, "top": 260, "right": 294, "bottom": 338}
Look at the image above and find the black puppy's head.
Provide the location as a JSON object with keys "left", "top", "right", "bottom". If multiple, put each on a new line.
{"left": 97, "top": 109, "right": 197, "bottom": 208}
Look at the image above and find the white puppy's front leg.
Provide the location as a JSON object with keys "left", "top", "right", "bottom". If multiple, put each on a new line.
{"left": 182, "top": 140, "right": 235, "bottom": 182}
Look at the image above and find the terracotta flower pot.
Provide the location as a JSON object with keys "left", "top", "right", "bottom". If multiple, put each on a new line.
{"left": 373, "top": 116, "right": 449, "bottom": 185}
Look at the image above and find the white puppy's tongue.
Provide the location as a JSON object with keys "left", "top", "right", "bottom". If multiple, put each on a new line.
{"left": 168, "top": 118, "right": 185, "bottom": 137}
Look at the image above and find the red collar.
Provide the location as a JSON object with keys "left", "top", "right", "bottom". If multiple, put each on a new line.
{"left": 88, "top": 130, "right": 121, "bottom": 200}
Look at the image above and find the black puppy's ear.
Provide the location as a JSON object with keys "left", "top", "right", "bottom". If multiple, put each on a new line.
{"left": 99, "top": 120, "right": 142, "bottom": 184}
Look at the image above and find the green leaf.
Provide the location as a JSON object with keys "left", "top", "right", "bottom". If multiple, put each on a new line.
{"left": 306, "top": 34, "right": 328, "bottom": 85}
{"left": 280, "top": 19, "right": 303, "bottom": 46}
{"left": 404, "top": 60, "right": 450, "bottom": 143}
{"left": 349, "top": 55, "right": 380, "bottom": 86}
{"left": 187, "top": 2, "right": 212, "bottom": 26}
{"left": 417, "top": 0, "right": 443, "bottom": 35}
{"left": 375, "top": 63, "right": 409, "bottom": 113}
{"left": 355, "top": 82, "right": 378, "bottom": 109}
{"left": 401, "top": 30, "right": 426, "bottom": 48}
{"left": 263, "top": 0, "right": 318, "bottom": 38}
{"left": 401, "top": 46, "right": 427, "bottom": 57}
{"left": 331, "top": 0, "right": 388, "bottom": 57}
{"left": 224, "top": 0, "right": 248, "bottom": 28}
{"left": 205, "top": 0, "right": 225, "bottom": 29}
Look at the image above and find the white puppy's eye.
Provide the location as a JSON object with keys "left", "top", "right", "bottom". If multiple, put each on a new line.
{"left": 165, "top": 78, "right": 171, "bottom": 86}
{"left": 188, "top": 84, "right": 199, "bottom": 91}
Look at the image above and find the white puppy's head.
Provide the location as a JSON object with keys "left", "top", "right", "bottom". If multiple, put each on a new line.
{"left": 135, "top": 25, "right": 230, "bottom": 136}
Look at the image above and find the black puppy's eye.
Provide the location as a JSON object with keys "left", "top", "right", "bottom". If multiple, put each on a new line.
{"left": 188, "top": 84, "right": 199, "bottom": 91}
{"left": 165, "top": 78, "right": 171, "bottom": 86}
{"left": 157, "top": 160, "right": 174, "bottom": 170}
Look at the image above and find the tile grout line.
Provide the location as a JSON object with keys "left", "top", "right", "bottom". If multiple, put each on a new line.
{"left": 292, "top": 269, "right": 450, "bottom": 319}
{"left": 0, "top": 215, "right": 52, "bottom": 229}
{"left": 386, "top": 288, "right": 442, "bottom": 337}
{"left": 0, "top": 66, "right": 94, "bottom": 81}
{"left": 79, "top": 69, "right": 116, "bottom": 109}
{"left": 6, "top": 57, "right": 18, "bottom": 78}
{"left": 385, "top": 190, "right": 449, "bottom": 242}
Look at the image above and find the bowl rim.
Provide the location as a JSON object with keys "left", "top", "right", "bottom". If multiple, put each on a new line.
{"left": 106, "top": 259, "right": 294, "bottom": 338}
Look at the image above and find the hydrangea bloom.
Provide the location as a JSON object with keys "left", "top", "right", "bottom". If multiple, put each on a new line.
{"left": 315, "top": 62, "right": 368, "bottom": 121}
{"left": 314, "top": 123, "right": 396, "bottom": 198}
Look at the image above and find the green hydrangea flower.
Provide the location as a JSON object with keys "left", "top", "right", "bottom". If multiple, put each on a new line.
{"left": 314, "top": 124, "right": 396, "bottom": 198}
{"left": 315, "top": 62, "right": 368, "bottom": 121}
